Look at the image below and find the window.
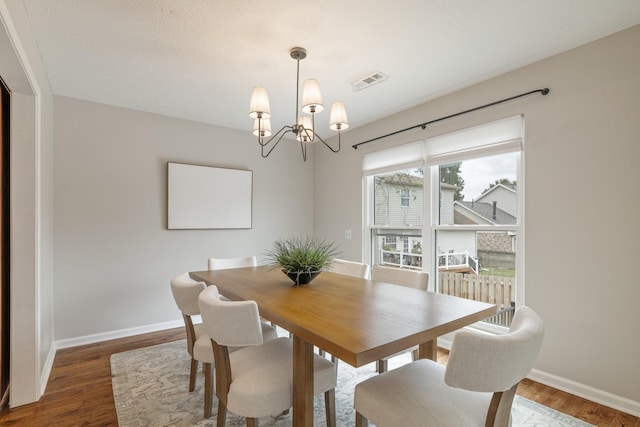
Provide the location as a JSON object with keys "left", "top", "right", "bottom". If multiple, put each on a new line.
{"left": 368, "top": 167, "right": 424, "bottom": 270}
{"left": 364, "top": 116, "right": 524, "bottom": 329}
{"left": 433, "top": 152, "right": 519, "bottom": 328}
{"left": 400, "top": 189, "right": 410, "bottom": 207}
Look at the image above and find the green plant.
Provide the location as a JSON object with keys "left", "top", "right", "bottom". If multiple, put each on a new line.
{"left": 266, "top": 236, "right": 339, "bottom": 274}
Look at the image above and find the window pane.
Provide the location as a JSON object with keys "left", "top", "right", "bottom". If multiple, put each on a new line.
{"left": 436, "top": 151, "right": 519, "bottom": 328}
{"left": 439, "top": 152, "right": 518, "bottom": 225}
{"left": 374, "top": 168, "right": 424, "bottom": 226}
{"left": 436, "top": 229, "right": 516, "bottom": 327}
{"left": 371, "top": 229, "right": 422, "bottom": 270}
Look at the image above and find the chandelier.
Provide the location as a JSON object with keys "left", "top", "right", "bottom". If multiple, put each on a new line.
{"left": 249, "top": 47, "right": 348, "bottom": 161}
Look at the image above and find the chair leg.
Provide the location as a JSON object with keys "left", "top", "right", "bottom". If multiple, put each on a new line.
{"left": 204, "top": 363, "right": 213, "bottom": 418}
{"left": 189, "top": 358, "right": 198, "bottom": 392}
{"left": 324, "top": 389, "right": 336, "bottom": 427}
{"left": 217, "top": 401, "right": 227, "bottom": 427}
{"left": 355, "top": 411, "right": 369, "bottom": 427}
{"left": 486, "top": 383, "right": 519, "bottom": 427}
{"left": 376, "top": 359, "right": 387, "bottom": 374}
{"left": 246, "top": 417, "right": 258, "bottom": 427}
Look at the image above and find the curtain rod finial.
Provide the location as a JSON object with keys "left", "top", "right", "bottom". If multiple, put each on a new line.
{"left": 542, "top": 88, "right": 550, "bottom": 95}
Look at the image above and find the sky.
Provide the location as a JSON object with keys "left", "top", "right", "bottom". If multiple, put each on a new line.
{"left": 458, "top": 152, "right": 518, "bottom": 200}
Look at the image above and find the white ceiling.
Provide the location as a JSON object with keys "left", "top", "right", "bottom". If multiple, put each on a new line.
{"left": 22, "top": 0, "right": 640, "bottom": 140}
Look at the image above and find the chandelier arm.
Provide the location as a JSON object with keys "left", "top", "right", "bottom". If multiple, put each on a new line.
{"left": 258, "top": 124, "right": 293, "bottom": 147}
{"left": 261, "top": 127, "right": 294, "bottom": 158}
{"left": 311, "top": 130, "right": 341, "bottom": 153}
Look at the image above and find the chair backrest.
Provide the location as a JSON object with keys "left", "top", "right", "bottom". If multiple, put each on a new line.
{"left": 329, "top": 258, "right": 370, "bottom": 279}
{"left": 208, "top": 255, "right": 257, "bottom": 271}
{"left": 444, "top": 306, "right": 544, "bottom": 392}
{"left": 170, "top": 272, "right": 206, "bottom": 316}
{"left": 371, "top": 265, "right": 429, "bottom": 290}
{"left": 198, "top": 285, "right": 264, "bottom": 347}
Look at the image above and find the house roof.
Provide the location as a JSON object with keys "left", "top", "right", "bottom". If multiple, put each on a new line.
{"left": 377, "top": 173, "right": 423, "bottom": 187}
{"left": 475, "top": 183, "right": 516, "bottom": 202}
{"left": 456, "top": 201, "right": 516, "bottom": 225}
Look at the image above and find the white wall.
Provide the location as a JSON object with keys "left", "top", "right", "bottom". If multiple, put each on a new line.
{"left": 53, "top": 96, "right": 314, "bottom": 341}
{"left": 315, "top": 25, "right": 640, "bottom": 414}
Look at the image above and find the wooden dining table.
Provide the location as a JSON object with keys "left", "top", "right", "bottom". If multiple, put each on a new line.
{"left": 190, "top": 266, "right": 496, "bottom": 427}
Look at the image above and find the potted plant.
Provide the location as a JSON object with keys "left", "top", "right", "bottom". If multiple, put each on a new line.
{"left": 266, "top": 236, "right": 339, "bottom": 285}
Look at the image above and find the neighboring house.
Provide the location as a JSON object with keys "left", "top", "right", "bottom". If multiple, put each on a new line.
{"left": 476, "top": 183, "right": 517, "bottom": 216}
{"left": 454, "top": 183, "right": 517, "bottom": 267}
{"left": 455, "top": 184, "right": 517, "bottom": 225}
{"left": 374, "top": 173, "right": 424, "bottom": 226}
{"left": 379, "top": 177, "right": 517, "bottom": 271}
{"left": 374, "top": 173, "right": 425, "bottom": 268}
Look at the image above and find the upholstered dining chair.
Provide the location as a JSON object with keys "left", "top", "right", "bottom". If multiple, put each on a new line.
{"left": 198, "top": 285, "right": 337, "bottom": 427}
{"left": 170, "top": 272, "right": 278, "bottom": 418}
{"left": 354, "top": 306, "right": 544, "bottom": 427}
{"left": 208, "top": 255, "right": 257, "bottom": 271}
{"left": 370, "top": 265, "right": 429, "bottom": 373}
{"left": 208, "top": 256, "right": 258, "bottom": 302}
{"left": 208, "top": 255, "right": 280, "bottom": 330}
{"left": 328, "top": 258, "right": 371, "bottom": 279}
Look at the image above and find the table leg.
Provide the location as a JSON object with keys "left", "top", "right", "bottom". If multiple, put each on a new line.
{"left": 292, "top": 335, "right": 314, "bottom": 427}
{"left": 418, "top": 338, "right": 438, "bottom": 361}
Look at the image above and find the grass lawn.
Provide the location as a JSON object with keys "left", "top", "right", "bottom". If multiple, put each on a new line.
{"left": 480, "top": 268, "right": 515, "bottom": 277}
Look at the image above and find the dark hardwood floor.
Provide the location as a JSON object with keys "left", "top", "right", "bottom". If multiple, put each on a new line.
{"left": 0, "top": 327, "right": 637, "bottom": 426}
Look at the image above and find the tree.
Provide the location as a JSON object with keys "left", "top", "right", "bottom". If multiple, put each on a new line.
{"left": 439, "top": 163, "right": 465, "bottom": 201}
{"left": 481, "top": 178, "right": 517, "bottom": 195}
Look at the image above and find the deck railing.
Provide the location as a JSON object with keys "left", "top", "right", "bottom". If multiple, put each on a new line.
{"left": 380, "top": 249, "right": 422, "bottom": 269}
{"left": 437, "top": 251, "right": 479, "bottom": 274}
{"left": 439, "top": 272, "right": 515, "bottom": 327}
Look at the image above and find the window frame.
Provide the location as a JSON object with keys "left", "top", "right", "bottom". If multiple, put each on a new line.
{"left": 400, "top": 188, "right": 410, "bottom": 208}
{"left": 363, "top": 116, "right": 525, "bottom": 332}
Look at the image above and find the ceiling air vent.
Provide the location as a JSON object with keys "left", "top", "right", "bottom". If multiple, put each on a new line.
{"left": 351, "top": 71, "right": 388, "bottom": 92}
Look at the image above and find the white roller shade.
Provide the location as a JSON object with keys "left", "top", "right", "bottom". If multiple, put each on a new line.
{"left": 362, "top": 141, "right": 424, "bottom": 176}
{"left": 361, "top": 115, "right": 523, "bottom": 175}
{"left": 425, "top": 115, "right": 523, "bottom": 166}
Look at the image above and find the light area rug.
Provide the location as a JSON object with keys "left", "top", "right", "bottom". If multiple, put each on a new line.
{"left": 111, "top": 338, "right": 593, "bottom": 427}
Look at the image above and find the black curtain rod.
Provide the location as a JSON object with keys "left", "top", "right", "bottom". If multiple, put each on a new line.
{"left": 352, "top": 87, "right": 550, "bottom": 149}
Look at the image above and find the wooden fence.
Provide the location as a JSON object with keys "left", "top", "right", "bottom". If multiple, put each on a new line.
{"left": 439, "top": 272, "right": 515, "bottom": 327}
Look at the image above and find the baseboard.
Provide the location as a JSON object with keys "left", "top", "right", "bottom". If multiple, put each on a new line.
{"left": 32, "top": 320, "right": 183, "bottom": 406}
{"left": 528, "top": 368, "right": 640, "bottom": 418}
{"left": 0, "top": 385, "right": 8, "bottom": 412}
{"left": 53, "top": 319, "right": 184, "bottom": 349}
